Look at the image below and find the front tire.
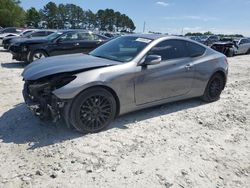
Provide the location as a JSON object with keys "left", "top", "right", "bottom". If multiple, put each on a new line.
{"left": 29, "top": 50, "right": 48, "bottom": 62}
{"left": 69, "top": 88, "right": 117, "bottom": 133}
{"left": 201, "top": 73, "right": 225, "bottom": 102}
{"left": 227, "top": 48, "right": 234, "bottom": 57}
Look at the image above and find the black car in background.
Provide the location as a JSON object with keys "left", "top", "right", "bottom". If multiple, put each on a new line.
{"left": 211, "top": 38, "right": 235, "bottom": 57}
{"left": 186, "top": 36, "right": 202, "bottom": 43}
{"left": 3, "top": 30, "right": 55, "bottom": 50}
{"left": 9, "top": 30, "right": 108, "bottom": 63}
{"left": 0, "top": 27, "right": 20, "bottom": 35}
{"left": 200, "top": 35, "right": 220, "bottom": 46}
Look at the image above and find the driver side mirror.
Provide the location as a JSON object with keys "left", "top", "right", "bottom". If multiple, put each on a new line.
{"left": 142, "top": 55, "right": 162, "bottom": 66}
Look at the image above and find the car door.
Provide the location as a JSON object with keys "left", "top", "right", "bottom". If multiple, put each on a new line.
{"left": 134, "top": 39, "right": 196, "bottom": 105}
{"left": 49, "top": 32, "right": 81, "bottom": 56}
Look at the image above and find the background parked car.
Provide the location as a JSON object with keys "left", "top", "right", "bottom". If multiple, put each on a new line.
{"left": 233, "top": 38, "right": 250, "bottom": 55}
{"left": 2, "top": 30, "right": 55, "bottom": 50}
{"left": 9, "top": 30, "right": 108, "bottom": 63}
{"left": 200, "top": 35, "right": 220, "bottom": 46}
{"left": 211, "top": 37, "right": 235, "bottom": 57}
{"left": 186, "top": 36, "right": 202, "bottom": 43}
{"left": 211, "top": 37, "right": 250, "bottom": 57}
{"left": 22, "top": 34, "right": 228, "bottom": 133}
{"left": 0, "top": 27, "right": 22, "bottom": 45}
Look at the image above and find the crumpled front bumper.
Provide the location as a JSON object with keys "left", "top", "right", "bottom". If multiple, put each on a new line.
{"left": 22, "top": 81, "right": 66, "bottom": 122}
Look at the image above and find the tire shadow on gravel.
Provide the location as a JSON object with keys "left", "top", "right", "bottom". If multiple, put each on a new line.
{"left": 0, "top": 99, "right": 205, "bottom": 149}
{"left": 0, "top": 49, "right": 8, "bottom": 52}
{"left": 0, "top": 103, "right": 82, "bottom": 149}
{"left": 1, "top": 62, "right": 28, "bottom": 69}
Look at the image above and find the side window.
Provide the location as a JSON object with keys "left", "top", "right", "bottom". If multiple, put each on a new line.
{"left": 239, "top": 39, "right": 249, "bottom": 45}
{"left": 60, "top": 33, "right": 79, "bottom": 41}
{"left": 31, "top": 31, "right": 46, "bottom": 37}
{"left": 78, "top": 33, "right": 95, "bottom": 41}
{"left": 93, "top": 34, "right": 106, "bottom": 40}
{"left": 149, "top": 40, "right": 188, "bottom": 60}
{"left": 22, "top": 30, "right": 32, "bottom": 35}
{"left": 186, "top": 41, "right": 206, "bottom": 57}
{"left": 4, "top": 28, "right": 16, "bottom": 33}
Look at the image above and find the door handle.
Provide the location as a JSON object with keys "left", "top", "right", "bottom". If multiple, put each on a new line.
{"left": 74, "top": 43, "right": 80, "bottom": 46}
{"left": 185, "top": 64, "right": 192, "bottom": 70}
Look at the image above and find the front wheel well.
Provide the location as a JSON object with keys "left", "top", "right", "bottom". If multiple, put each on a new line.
{"left": 77, "top": 85, "right": 120, "bottom": 117}
{"left": 28, "top": 49, "right": 49, "bottom": 63}
{"left": 32, "top": 49, "right": 49, "bottom": 56}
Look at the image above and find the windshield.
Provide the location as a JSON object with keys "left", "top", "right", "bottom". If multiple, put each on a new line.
{"left": 23, "top": 31, "right": 34, "bottom": 37}
{"left": 89, "top": 36, "right": 152, "bottom": 62}
{"left": 21, "top": 30, "right": 33, "bottom": 37}
{"left": 46, "top": 32, "right": 62, "bottom": 41}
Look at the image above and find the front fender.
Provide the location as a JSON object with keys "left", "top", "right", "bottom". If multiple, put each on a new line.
{"left": 52, "top": 69, "right": 106, "bottom": 99}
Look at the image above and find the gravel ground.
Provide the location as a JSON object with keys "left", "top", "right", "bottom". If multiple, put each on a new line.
{"left": 0, "top": 47, "right": 249, "bottom": 188}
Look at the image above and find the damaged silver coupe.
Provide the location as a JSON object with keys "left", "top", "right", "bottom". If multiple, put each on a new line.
{"left": 22, "top": 34, "right": 228, "bottom": 133}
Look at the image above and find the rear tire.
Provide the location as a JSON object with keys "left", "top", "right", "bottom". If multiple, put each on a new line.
{"left": 201, "top": 73, "right": 225, "bottom": 102}
{"left": 69, "top": 88, "right": 117, "bottom": 133}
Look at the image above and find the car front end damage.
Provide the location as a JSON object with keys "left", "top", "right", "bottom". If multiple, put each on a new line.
{"left": 22, "top": 74, "right": 76, "bottom": 122}
{"left": 211, "top": 42, "right": 236, "bottom": 57}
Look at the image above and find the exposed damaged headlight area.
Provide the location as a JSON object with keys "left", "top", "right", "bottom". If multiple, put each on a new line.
{"left": 23, "top": 73, "right": 76, "bottom": 121}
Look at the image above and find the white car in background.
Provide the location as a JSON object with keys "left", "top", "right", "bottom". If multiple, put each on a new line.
{"left": 0, "top": 27, "right": 22, "bottom": 45}
{"left": 234, "top": 38, "right": 250, "bottom": 55}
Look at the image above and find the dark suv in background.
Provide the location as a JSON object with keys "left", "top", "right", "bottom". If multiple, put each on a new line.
{"left": 9, "top": 30, "right": 108, "bottom": 63}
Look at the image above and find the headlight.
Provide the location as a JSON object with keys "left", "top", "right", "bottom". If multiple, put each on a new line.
{"left": 22, "top": 45, "right": 28, "bottom": 51}
{"left": 52, "top": 75, "right": 77, "bottom": 89}
{"left": 28, "top": 75, "right": 76, "bottom": 97}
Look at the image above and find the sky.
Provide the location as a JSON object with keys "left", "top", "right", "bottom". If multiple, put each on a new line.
{"left": 20, "top": 0, "right": 250, "bottom": 36}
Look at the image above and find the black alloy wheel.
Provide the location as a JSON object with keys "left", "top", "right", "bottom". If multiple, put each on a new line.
{"left": 202, "top": 73, "right": 225, "bottom": 102}
{"left": 69, "top": 88, "right": 117, "bottom": 133}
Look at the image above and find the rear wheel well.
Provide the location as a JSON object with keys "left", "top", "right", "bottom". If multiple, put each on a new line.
{"left": 247, "top": 48, "right": 250, "bottom": 54}
{"left": 211, "top": 71, "right": 226, "bottom": 89}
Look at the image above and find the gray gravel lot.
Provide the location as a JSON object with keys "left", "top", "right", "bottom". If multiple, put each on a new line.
{"left": 0, "top": 47, "right": 249, "bottom": 188}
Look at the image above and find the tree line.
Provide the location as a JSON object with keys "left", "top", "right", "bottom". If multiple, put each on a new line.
{"left": 185, "top": 31, "right": 243, "bottom": 38}
{"left": 0, "top": 0, "right": 136, "bottom": 32}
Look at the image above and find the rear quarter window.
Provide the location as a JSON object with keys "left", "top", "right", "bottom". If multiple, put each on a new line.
{"left": 150, "top": 39, "right": 188, "bottom": 60}
{"left": 186, "top": 41, "right": 206, "bottom": 57}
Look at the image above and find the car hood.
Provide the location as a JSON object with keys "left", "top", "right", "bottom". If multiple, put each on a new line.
{"left": 22, "top": 53, "right": 120, "bottom": 80}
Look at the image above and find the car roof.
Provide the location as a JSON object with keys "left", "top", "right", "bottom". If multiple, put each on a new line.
{"left": 125, "top": 34, "right": 168, "bottom": 40}
{"left": 123, "top": 33, "right": 192, "bottom": 41}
